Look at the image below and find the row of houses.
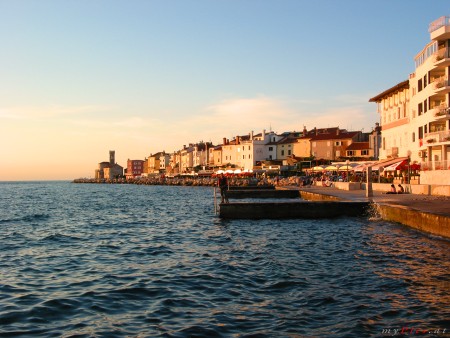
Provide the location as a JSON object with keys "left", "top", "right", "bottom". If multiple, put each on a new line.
{"left": 96, "top": 125, "right": 380, "bottom": 180}
{"left": 96, "top": 16, "right": 450, "bottom": 185}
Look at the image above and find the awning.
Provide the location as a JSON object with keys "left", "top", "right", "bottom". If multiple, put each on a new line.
{"left": 371, "top": 157, "right": 408, "bottom": 171}
{"left": 383, "top": 160, "right": 407, "bottom": 171}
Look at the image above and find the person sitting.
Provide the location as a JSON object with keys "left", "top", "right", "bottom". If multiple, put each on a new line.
{"left": 386, "top": 184, "right": 397, "bottom": 194}
{"left": 397, "top": 184, "right": 405, "bottom": 194}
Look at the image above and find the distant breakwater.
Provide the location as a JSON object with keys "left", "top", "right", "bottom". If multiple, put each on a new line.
{"left": 72, "top": 177, "right": 271, "bottom": 187}
{"left": 73, "top": 176, "right": 304, "bottom": 187}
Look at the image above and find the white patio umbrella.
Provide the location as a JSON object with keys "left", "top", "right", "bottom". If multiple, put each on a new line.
{"left": 324, "top": 165, "right": 338, "bottom": 171}
{"left": 311, "top": 166, "right": 325, "bottom": 171}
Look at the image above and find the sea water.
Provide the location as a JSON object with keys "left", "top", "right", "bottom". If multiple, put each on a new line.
{"left": 0, "top": 181, "right": 449, "bottom": 337}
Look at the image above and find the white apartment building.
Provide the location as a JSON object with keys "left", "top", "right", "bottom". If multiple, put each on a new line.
{"left": 411, "top": 16, "right": 450, "bottom": 172}
{"left": 219, "top": 130, "right": 283, "bottom": 170}
{"left": 369, "top": 80, "right": 411, "bottom": 160}
{"left": 370, "top": 16, "right": 450, "bottom": 185}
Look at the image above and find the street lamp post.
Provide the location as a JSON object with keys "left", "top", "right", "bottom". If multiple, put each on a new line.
{"left": 407, "top": 150, "right": 411, "bottom": 185}
{"left": 346, "top": 159, "right": 350, "bottom": 182}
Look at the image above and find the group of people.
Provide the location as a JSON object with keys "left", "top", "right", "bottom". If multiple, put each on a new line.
{"left": 386, "top": 184, "right": 405, "bottom": 194}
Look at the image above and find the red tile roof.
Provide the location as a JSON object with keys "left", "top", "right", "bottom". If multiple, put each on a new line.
{"left": 346, "top": 142, "right": 370, "bottom": 150}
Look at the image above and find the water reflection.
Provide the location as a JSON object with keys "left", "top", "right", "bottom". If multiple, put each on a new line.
{"left": 364, "top": 222, "right": 450, "bottom": 310}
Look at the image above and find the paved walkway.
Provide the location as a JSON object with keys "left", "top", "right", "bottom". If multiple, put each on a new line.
{"left": 290, "top": 186, "right": 450, "bottom": 217}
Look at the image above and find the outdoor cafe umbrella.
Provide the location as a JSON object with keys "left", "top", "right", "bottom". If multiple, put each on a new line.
{"left": 311, "top": 166, "right": 325, "bottom": 171}
{"left": 324, "top": 165, "right": 338, "bottom": 171}
{"left": 337, "top": 165, "right": 354, "bottom": 171}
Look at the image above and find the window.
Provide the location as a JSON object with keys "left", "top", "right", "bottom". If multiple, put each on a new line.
{"left": 424, "top": 99, "right": 427, "bottom": 113}
{"left": 418, "top": 103, "right": 423, "bottom": 116}
{"left": 281, "top": 150, "right": 285, "bottom": 156}
{"left": 243, "top": 155, "right": 245, "bottom": 159}
{"left": 347, "top": 150, "right": 355, "bottom": 156}
{"left": 269, "top": 147, "right": 273, "bottom": 151}
{"left": 418, "top": 79, "right": 422, "bottom": 92}
{"left": 362, "top": 150, "right": 369, "bottom": 155}
{"left": 335, "top": 141, "right": 342, "bottom": 146}
{"left": 288, "top": 150, "right": 291, "bottom": 155}
{"left": 412, "top": 132, "right": 415, "bottom": 142}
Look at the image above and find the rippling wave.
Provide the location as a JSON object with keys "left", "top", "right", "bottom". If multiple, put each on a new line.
{"left": 0, "top": 181, "right": 449, "bottom": 337}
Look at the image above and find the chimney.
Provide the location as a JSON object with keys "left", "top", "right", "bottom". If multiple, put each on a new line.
{"left": 223, "top": 138, "right": 227, "bottom": 145}
{"left": 251, "top": 130, "right": 254, "bottom": 140}
{"left": 263, "top": 129, "right": 266, "bottom": 139}
{"left": 336, "top": 128, "right": 340, "bottom": 135}
{"left": 314, "top": 127, "right": 318, "bottom": 135}
{"left": 303, "top": 126, "right": 307, "bottom": 135}
{"left": 236, "top": 136, "right": 240, "bottom": 144}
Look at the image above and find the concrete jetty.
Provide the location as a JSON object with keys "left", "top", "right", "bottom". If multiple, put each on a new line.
{"left": 218, "top": 185, "right": 450, "bottom": 239}
{"left": 225, "top": 189, "right": 299, "bottom": 199}
{"left": 219, "top": 200, "right": 369, "bottom": 219}
{"left": 295, "top": 186, "right": 450, "bottom": 239}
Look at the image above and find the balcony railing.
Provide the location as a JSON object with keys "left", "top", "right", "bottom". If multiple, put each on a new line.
{"left": 434, "top": 106, "right": 450, "bottom": 119}
{"left": 429, "top": 16, "right": 450, "bottom": 34}
{"left": 433, "top": 78, "right": 450, "bottom": 89}
{"left": 421, "top": 160, "right": 450, "bottom": 171}
{"left": 424, "top": 130, "right": 450, "bottom": 144}
{"left": 435, "top": 48, "right": 450, "bottom": 61}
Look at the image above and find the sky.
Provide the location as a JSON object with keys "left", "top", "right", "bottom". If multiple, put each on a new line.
{"left": 0, "top": 0, "right": 449, "bottom": 180}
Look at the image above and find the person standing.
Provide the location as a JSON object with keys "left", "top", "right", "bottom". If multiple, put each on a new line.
{"left": 218, "top": 174, "right": 229, "bottom": 203}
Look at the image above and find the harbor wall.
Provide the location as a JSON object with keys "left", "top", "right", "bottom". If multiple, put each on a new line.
{"left": 375, "top": 203, "right": 450, "bottom": 239}
{"left": 219, "top": 201, "right": 369, "bottom": 219}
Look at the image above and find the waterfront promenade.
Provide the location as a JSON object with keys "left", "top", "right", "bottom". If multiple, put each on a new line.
{"left": 294, "top": 186, "right": 450, "bottom": 217}
{"left": 292, "top": 186, "right": 450, "bottom": 239}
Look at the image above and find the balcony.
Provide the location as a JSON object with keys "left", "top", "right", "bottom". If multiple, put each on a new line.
{"left": 429, "top": 16, "right": 450, "bottom": 40}
{"left": 433, "top": 77, "right": 450, "bottom": 94}
{"left": 433, "top": 48, "right": 450, "bottom": 68}
{"left": 424, "top": 130, "right": 450, "bottom": 145}
{"left": 434, "top": 106, "right": 450, "bottom": 120}
{"left": 421, "top": 160, "right": 450, "bottom": 171}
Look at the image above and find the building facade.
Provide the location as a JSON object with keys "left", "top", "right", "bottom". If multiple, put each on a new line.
{"left": 126, "top": 159, "right": 144, "bottom": 179}
{"left": 370, "top": 16, "right": 450, "bottom": 184}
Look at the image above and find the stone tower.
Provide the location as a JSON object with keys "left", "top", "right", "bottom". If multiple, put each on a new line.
{"left": 109, "top": 150, "right": 115, "bottom": 165}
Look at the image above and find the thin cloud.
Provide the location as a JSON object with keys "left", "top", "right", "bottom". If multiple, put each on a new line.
{"left": 0, "top": 104, "right": 116, "bottom": 119}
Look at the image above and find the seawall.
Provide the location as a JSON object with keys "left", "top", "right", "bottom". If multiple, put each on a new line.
{"left": 219, "top": 201, "right": 370, "bottom": 219}
{"left": 375, "top": 203, "right": 450, "bottom": 239}
{"left": 298, "top": 188, "right": 450, "bottom": 239}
